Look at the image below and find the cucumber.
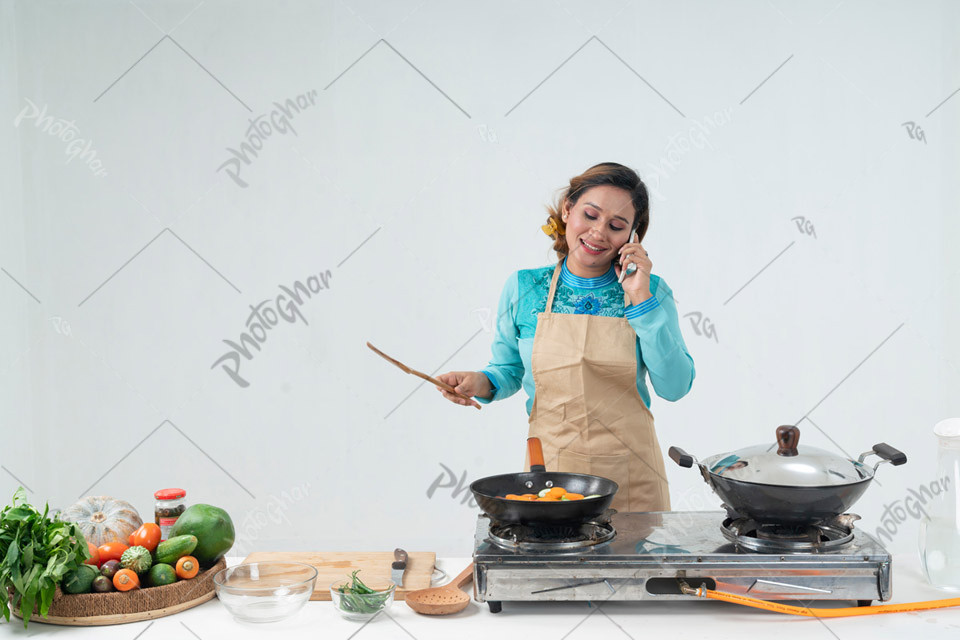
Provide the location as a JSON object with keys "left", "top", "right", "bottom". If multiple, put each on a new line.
{"left": 154, "top": 535, "right": 198, "bottom": 565}
{"left": 538, "top": 488, "right": 551, "bottom": 498}
{"left": 147, "top": 563, "right": 177, "bottom": 587}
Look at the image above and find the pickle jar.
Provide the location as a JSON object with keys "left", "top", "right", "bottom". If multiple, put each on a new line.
{"left": 154, "top": 488, "right": 186, "bottom": 541}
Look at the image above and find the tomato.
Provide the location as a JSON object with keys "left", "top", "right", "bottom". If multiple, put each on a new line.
{"left": 84, "top": 541, "right": 100, "bottom": 566}
{"left": 175, "top": 556, "right": 199, "bottom": 580}
{"left": 113, "top": 569, "right": 140, "bottom": 591}
{"left": 98, "top": 542, "right": 129, "bottom": 564}
{"left": 131, "top": 523, "right": 162, "bottom": 553}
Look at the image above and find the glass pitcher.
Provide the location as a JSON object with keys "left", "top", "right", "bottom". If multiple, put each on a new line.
{"left": 919, "top": 418, "right": 960, "bottom": 590}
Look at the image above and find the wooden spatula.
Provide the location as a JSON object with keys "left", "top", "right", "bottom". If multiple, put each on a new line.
{"left": 366, "top": 342, "right": 481, "bottom": 410}
{"left": 405, "top": 564, "right": 474, "bottom": 615}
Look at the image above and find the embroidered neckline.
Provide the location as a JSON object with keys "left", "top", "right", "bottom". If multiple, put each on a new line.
{"left": 559, "top": 257, "right": 616, "bottom": 289}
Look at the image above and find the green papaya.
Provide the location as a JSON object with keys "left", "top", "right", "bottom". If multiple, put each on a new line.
{"left": 168, "top": 504, "right": 235, "bottom": 566}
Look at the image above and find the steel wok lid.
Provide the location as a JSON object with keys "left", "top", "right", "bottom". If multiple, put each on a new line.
{"left": 702, "top": 425, "right": 872, "bottom": 487}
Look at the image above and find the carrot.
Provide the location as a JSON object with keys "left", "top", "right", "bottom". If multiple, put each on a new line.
{"left": 113, "top": 569, "right": 140, "bottom": 591}
{"left": 176, "top": 556, "right": 199, "bottom": 580}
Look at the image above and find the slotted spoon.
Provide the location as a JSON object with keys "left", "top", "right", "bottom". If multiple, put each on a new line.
{"left": 404, "top": 564, "right": 474, "bottom": 615}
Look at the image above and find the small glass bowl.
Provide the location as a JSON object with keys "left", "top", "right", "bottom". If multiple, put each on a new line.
{"left": 329, "top": 580, "right": 396, "bottom": 621}
{"left": 214, "top": 562, "right": 317, "bottom": 623}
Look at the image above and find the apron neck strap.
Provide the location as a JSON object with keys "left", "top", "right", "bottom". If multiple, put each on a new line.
{"left": 547, "top": 258, "right": 632, "bottom": 310}
{"left": 546, "top": 260, "right": 562, "bottom": 311}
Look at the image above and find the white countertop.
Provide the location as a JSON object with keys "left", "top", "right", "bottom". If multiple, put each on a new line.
{"left": 4, "top": 555, "right": 960, "bottom": 639}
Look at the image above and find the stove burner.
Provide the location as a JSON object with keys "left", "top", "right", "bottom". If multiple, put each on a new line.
{"left": 720, "top": 513, "right": 859, "bottom": 553}
{"left": 487, "top": 518, "right": 616, "bottom": 553}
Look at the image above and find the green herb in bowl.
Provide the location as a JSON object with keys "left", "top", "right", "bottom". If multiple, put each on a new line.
{"left": 330, "top": 570, "right": 396, "bottom": 620}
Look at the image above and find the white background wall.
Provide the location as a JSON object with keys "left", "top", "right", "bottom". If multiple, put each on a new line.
{"left": 1, "top": 0, "right": 958, "bottom": 561}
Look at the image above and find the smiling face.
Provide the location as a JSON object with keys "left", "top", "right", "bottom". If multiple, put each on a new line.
{"left": 561, "top": 185, "right": 636, "bottom": 277}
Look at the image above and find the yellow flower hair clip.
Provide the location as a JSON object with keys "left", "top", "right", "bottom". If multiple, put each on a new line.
{"left": 541, "top": 217, "right": 565, "bottom": 238}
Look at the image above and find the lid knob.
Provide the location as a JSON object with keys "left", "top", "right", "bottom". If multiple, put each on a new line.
{"left": 776, "top": 425, "right": 800, "bottom": 457}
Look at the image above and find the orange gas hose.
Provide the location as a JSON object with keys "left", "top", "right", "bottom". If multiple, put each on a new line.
{"left": 684, "top": 584, "right": 960, "bottom": 617}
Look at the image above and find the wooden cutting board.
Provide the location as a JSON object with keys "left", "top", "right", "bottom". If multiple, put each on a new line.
{"left": 242, "top": 552, "right": 437, "bottom": 601}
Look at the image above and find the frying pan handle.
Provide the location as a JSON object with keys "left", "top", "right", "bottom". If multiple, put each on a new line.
{"left": 858, "top": 443, "right": 908, "bottom": 470}
{"left": 776, "top": 425, "right": 800, "bottom": 457}
{"left": 528, "top": 437, "right": 546, "bottom": 472}
{"left": 668, "top": 446, "right": 695, "bottom": 468}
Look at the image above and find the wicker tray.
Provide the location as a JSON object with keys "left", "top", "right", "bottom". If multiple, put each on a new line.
{"left": 8, "top": 558, "right": 226, "bottom": 626}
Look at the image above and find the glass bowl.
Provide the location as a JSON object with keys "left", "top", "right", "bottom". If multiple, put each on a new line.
{"left": 214, "top": 562, "right": 317, "bottom": 623}
{"left": 329, "top": 579, "right": 396, "bottom": 621}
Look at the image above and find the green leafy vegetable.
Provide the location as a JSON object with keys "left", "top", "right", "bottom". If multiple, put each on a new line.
{"left": 335, "top": 570, "right": 392, "bottom": 614}
{"left": 0, "top": 488, "right": 91, "bottom": 628}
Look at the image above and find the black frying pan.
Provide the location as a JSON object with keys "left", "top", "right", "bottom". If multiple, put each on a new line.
{"left": 470, "top": 438, "right": 618, "bottom": 525}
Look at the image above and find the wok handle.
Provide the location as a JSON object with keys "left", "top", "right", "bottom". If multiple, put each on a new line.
{"left": 776, "top": 425, "right": 800, "bottom": 457}
{"left": 859, "top": 443, "right": 907, "bottom": 467}
{"left": 668, "top": 446, "right": 694, "bottom": 468}
{"left": 857, "top": 443, "right": 908, "bottom": 472}
{"left": 527, "top": 437, "right": 546, "bottom": 473}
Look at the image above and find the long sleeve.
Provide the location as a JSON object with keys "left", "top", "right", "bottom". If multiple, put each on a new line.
{"left": 478, "top": 272, "right": 525, "bottom": 403}
{"left": 624, "top": 277, "right": 695, "bottom": 402}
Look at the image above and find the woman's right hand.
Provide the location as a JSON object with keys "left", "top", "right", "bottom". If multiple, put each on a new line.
{"left": 435, "top": 371, "right": 492, "bottom": 408}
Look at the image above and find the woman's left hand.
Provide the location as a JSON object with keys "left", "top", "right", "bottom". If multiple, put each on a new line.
{"left": 615, "top": 232, "right": 653, "bottom": 306}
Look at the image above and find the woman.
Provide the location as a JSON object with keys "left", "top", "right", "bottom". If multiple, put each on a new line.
{"left": 436, "top": 162, "right": 695, "bottom": 512}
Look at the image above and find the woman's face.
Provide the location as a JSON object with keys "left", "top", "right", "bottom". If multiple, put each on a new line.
{"left": 562, "top": 185, "right": 636, "bottom": 272}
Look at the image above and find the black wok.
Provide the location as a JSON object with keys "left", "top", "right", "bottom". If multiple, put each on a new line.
{"left": 670, "top": 425, "right": 907, "bottom": 525}
{"left": 470, "top": 438, "right": 618, "bottom": 525}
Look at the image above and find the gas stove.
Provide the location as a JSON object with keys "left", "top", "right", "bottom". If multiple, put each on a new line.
{"left": 473, "top": 510, "right": 892, "bottom": 613}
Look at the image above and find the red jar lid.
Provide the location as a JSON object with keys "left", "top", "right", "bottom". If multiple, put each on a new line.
{"left": 154, "top": 488, "right": 186, "bottom": 500}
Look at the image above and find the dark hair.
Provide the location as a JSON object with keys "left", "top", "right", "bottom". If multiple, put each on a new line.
{"left": 544, "top": 162, "right": 650, "bottom": 258}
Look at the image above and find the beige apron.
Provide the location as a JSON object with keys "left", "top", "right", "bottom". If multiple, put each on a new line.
{"left": 526, "top": 261, "right": 671, "bottom": 512}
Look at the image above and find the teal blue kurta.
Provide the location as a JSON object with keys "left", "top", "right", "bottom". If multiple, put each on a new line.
{"left": 478, "top": 257, "right": 695, "bottom": 414}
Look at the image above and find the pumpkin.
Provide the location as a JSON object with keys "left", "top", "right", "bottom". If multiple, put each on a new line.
{"left": 60, "top": 496, "right": 143, "bottom": 547}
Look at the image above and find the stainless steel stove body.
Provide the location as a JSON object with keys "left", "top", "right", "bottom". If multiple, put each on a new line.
{"left": 473, "top": 511, "right": 892, "bottom": 612}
